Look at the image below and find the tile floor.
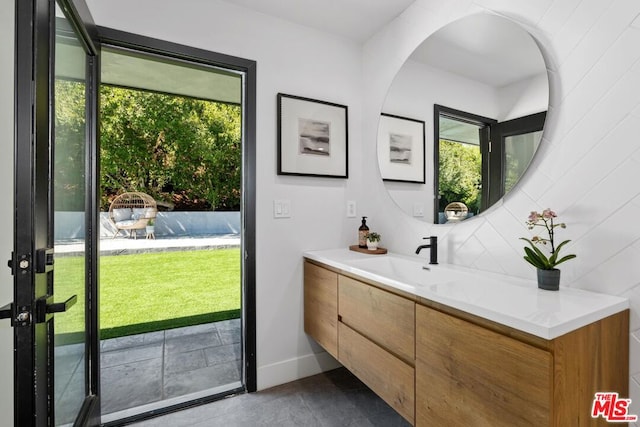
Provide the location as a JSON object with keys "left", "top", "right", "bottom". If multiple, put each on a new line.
{"left": 101, "top": 319, "right": 242, "bottom": 420}
{"left": 130, "top": 367, "right": 410, "bottom": 427}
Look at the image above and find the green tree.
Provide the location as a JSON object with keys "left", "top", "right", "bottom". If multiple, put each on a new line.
{"left": 438, "top": 139, "right": 481, "bottom": 214}
{"left": 99, "top": 86, "right": 242, "bottom": 211}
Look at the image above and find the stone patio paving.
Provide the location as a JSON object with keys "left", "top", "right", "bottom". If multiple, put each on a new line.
{"left": 101, "top": 319, "right": 242, "bottom": 420}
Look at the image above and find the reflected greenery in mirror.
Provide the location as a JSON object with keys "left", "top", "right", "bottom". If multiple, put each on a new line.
{"left": 378, "top": 14, "right": 549, "bottom": 223}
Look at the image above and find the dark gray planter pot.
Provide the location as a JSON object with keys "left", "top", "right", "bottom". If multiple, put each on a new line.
{"left": 537, "top": 268, "right": 560, "bottom": 291}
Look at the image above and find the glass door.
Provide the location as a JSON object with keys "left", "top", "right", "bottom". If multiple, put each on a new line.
{"left": 7, "top": 0, "right": 101, "bottom": 425}
{"left": 492, "top": 111, "right": 546, "bottom": 195}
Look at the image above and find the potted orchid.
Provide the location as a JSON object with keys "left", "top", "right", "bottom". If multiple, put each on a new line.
{"left": 520, "top": 209, "right": 576, "bottom": 290}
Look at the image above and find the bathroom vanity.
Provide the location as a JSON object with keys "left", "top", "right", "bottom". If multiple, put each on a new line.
{"left": 303, "top": 249, "right": 629, "bottom": 426}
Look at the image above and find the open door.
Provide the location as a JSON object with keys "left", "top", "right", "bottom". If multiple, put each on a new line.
{"left": 0, "top": 0, "right": 101, "bottom": 425}
{"left": 490, "top": 111, "right": 546, "bottom": 201}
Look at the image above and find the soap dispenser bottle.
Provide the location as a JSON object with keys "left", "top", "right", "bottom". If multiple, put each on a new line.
{"left": 358, "top": 216, "right": 369, "bottom": 248}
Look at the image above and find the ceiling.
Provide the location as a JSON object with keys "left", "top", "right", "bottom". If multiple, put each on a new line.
{"left": 218, "top": 1, "right": 545, "bottom": 87}
{"left": 219, "top": 0, "right": 416, "bottom": 42}
{"left": 409, "top": 14, "right": 546, "bottom": 88}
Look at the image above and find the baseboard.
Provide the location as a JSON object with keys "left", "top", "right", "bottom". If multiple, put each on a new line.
{"left": 256, "top": 351, "right": 341, "bottom": 391}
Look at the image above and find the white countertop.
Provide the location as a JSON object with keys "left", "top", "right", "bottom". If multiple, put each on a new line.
{"left": 303, "top": 248, "right": 629, "bottom": 340}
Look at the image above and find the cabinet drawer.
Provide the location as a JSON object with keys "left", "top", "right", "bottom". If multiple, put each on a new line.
{"left": 415, "top": 304, "right": 551, "bottom": 427}
{"left": 339, "top": 322, "right": 414, "bottom": 424}
{"left": 304, "top": 261, "right": 338, "bottom": 358}
{"left": 338, "top": 275, "right": 415, "bottom": 363}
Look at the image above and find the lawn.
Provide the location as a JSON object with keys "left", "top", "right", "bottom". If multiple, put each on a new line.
{"left": 54, "top": 248, "right": 241, "bottom": 340}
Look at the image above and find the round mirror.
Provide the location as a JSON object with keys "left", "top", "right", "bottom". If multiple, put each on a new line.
{"left": 377, "top": 14, "right": 549, "bottom": 224}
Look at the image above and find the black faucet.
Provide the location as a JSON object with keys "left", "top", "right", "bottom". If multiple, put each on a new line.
{"left": 416, "top": 236, "right": 438, "bottom": 265}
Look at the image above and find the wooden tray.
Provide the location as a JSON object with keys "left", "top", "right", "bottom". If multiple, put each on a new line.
{"left": 349, "top": 245, "right": 388, "bottom": 255}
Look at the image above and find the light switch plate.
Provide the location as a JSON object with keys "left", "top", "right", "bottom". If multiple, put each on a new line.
{"left": 413, "top": 203, "right": 425, "bottom": 217}
{"left": 274, "top": 200, "right": 291, "bottom": 218}
{"left": 347, "top": 200, "right": 356, "bottom": 217}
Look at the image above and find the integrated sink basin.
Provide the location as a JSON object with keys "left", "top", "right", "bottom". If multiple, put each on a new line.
{"left": 345, "top": 254, "right": 476, "bottom": 288}
{"left": 303, "top": 248, "right": 630, "bottom": 339}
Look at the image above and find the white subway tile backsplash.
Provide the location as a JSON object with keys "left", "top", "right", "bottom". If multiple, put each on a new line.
{"left": 631, "top": 332, "right": 640, "bottom": 376}
{"left": 450, "top": 234, "right": 485, "bottom": 266}
{"left": 570, "top": 188, "right": 640, "bottom": 290}
{"left": 546, "top": 30, "right": 640, "bottom": 154}
{"left": 631, "top": 378, "right": 640, "bottom": 427}
{"left": 542, "top": 114, "right": 640, "bottom": 212}
{"left": 474, "top": 222, "right": 511, "bottom": 257}
{"left": 626, "top": 284, "right": 640, "bottom": 332}
{"left": 551, "top": 0, "right": 612, "bottom": 67}
{"left": 537, "top": 0, "right": 581, "bottom": 34}
{"left": 558, "top": 1, "right": 640, "bottom": 95}
{"left": 577, "top": 244, "right": 640, "bottom": 295}
{"left": 555, "top": 52, "right": 640, "bottom": 151}
{"left": 632, "top": 11, "right": 640, "bottom": 28}
{"left": 472, "top": 249, "right": 508, "bottom": 274}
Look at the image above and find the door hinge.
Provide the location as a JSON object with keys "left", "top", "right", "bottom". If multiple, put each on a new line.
{"left": 488, "top": 140, "right": 492, "bottom": 153}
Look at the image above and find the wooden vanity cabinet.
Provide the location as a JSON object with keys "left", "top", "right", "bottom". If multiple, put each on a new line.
{"left": 416, "top": 304, "right": 552, "bottom": 426}
{"left": 415, "top": 304, "right": 629, "bottom": 427}
{"left": 303, "top": 260, "right": 629, "bottom": 427}
{"left": 304, "top": 261, "right": 338, "bottom": 359}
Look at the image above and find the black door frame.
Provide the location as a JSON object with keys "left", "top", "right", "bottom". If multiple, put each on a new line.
{"left": 12, "top": 0, "right": 101, "bottom": 425}
{"left": 13, "top": 0, "right": 52, "bottom": 421}
{"left": 96, "top": 26, "right": 257, "bottom": 424}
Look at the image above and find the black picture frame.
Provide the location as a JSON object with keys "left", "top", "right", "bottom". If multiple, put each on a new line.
{"left": 277, "top": 93, "right": 348, "bottom": 178}
{"left": 377, "top": 113, "right": 425, "bottom": 183}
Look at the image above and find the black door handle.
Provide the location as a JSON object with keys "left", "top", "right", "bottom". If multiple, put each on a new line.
{"left": 47, "top": 294, "right": 77, "bottom": 313}
{"left": 35, "top": 294, "right": 78, "bottom": 323}
{"left": 0, "top": 302, "right": 11, "bottom": 320}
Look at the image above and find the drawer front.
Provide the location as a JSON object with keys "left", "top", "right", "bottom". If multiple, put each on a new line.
{"left": 304, "top": 261, "right": 338, "bottom": 358}
{"left": 339, "top": 322, "right": 415, "bottom": 424}
{"left": 338, "top": 275, "right": 415, "bottom": 363}
{"left": 415, "top": 304, "right": 551, "bottom": 427}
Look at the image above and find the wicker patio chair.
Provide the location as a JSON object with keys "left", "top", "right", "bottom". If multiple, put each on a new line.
{"left": 108, "top": 192, "right": 157, "bottom": 239}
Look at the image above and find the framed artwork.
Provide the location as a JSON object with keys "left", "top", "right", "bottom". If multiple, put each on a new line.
{"left": 277, "top": 93, "right": 348, "bottom": 178}
{"left": 377, "top": 113, "right": 425, "bottom": 183}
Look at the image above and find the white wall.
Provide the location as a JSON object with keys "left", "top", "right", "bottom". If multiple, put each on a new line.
{"left": 84, "top": 0, "right": 361, "bottom": 390}
{"left": 363, "top": 0, "right": 640, "bottom": 422}
{"left": 0, "top": 0, "right": 14, "bottom": 421}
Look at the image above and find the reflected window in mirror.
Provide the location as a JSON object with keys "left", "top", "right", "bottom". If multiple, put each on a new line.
{"left": 435, "top": 105, "right": 545, "bottom": 224}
